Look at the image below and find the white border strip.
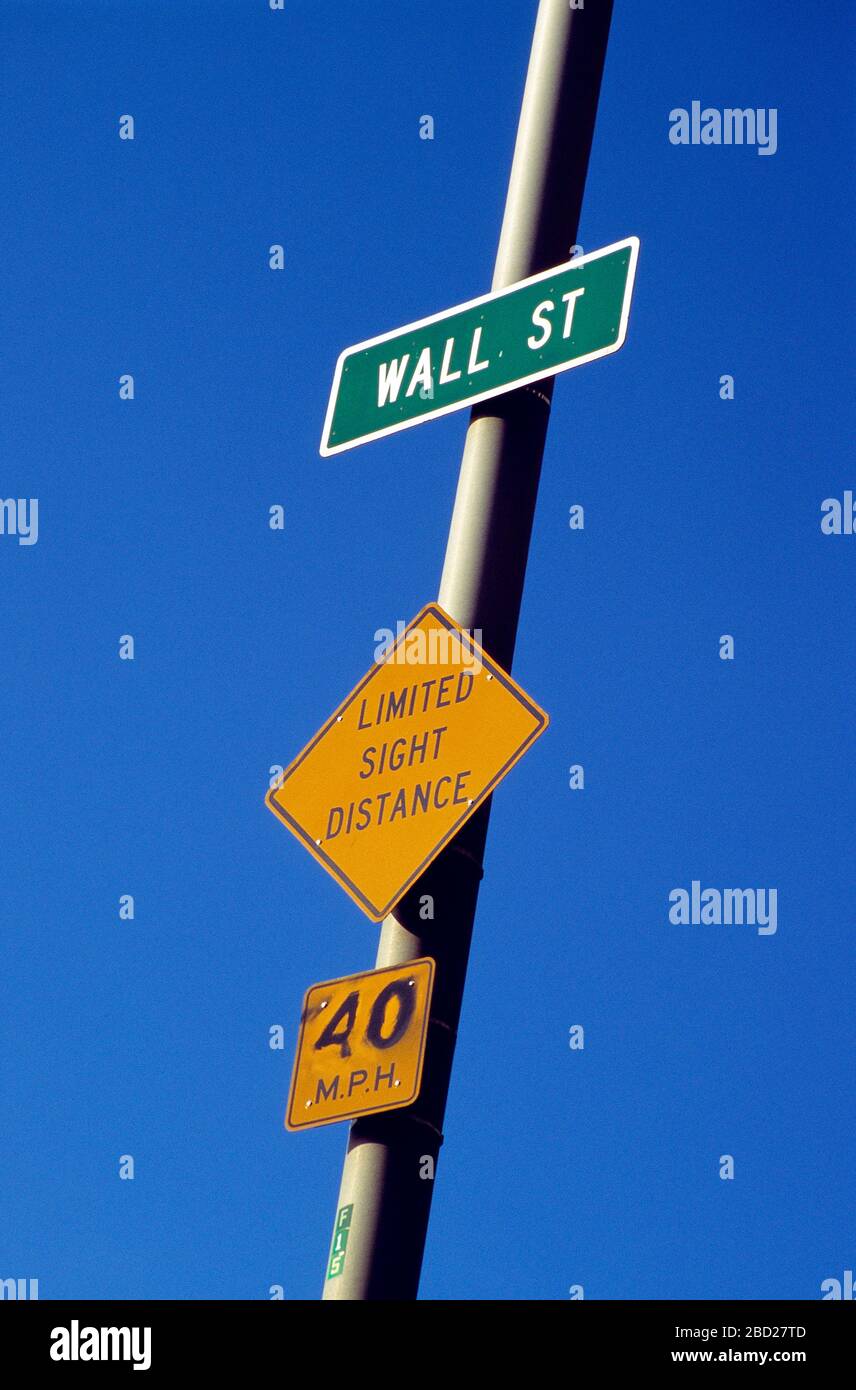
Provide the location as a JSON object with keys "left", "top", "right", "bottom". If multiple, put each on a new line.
{"left": 319, "top": 236, "right": 640, "bottom": 457}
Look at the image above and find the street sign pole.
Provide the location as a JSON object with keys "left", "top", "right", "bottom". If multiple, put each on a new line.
{"left": 322, "top": 0, "right": 615, "bottom": 1300}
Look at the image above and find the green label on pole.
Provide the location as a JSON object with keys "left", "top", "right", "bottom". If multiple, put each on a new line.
{"left": 326, "top": 1203, "right": 354, "bottom": 1281}
{"left": 320, "top": 236, "right": 639, "bottom": 456}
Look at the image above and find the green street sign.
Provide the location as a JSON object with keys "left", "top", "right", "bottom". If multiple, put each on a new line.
{"left": 320, "top": 236, "right": 639, "bottom": 456}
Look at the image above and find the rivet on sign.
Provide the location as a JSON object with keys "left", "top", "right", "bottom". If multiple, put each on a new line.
{"left": 394, "top": 1080, "right": 401, "bottom": 1087}
{"left": 315, "top": 838, "right": 322, "bottom": 846}
{"left": 320, "top": 1001, "right": 328, "bottom": 1009}
{"left": 408, "top": 979, "right": 415, "bottom": 987}
{"left": 486, "top": 673, "right": 493, "bottom": 680}
{"left": 467, "top": 799, "right": 473, "bottom": 806}
{"left": 305, "top": 1100, "right": 312, "bottom": 1108}
{"left": 336, "top": 716, "right": 342, "bottom": 722}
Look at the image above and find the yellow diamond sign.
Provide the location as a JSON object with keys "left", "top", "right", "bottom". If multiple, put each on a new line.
{"left": 266, "top": 603, "right": 548, "bottom": 921}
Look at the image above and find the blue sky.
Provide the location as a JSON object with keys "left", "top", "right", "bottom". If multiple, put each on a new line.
{"left": 1, "top": 0, "right": 853, "bottom": 1300}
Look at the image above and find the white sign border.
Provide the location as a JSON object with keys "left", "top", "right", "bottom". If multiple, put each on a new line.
{"left": 319, "top": 235, "right": 640, "bottom": 457}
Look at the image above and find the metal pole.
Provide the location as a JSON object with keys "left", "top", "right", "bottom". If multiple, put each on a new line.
{"left": 322, "top": 0, "right": 614, "bottom": 1301}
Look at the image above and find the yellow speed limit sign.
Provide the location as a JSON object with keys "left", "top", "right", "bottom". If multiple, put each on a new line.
{"left": 286, "top": 958, "right": 435, "bottom": 1132}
